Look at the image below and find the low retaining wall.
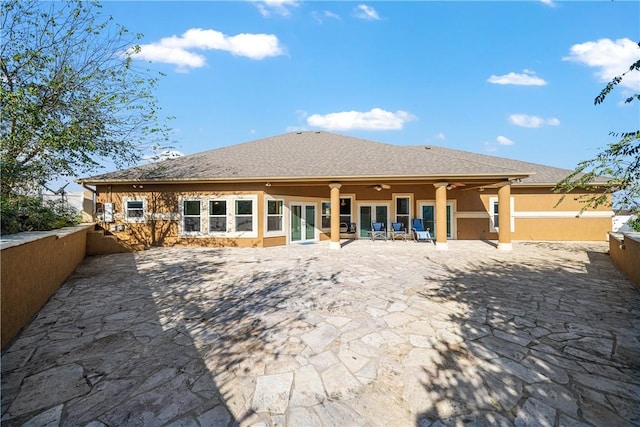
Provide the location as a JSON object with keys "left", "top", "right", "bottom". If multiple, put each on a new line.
{"left": 609, "top": 232, "right": 640, "bottom": 289}
{"left": 1, "top": 224, "right": 93, "bottom": 349}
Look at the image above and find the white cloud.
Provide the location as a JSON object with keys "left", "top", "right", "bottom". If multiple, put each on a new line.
{"left": 251, "top": 0, "right": 299, "bottom": 17}
{"left": 354, "top": 4, "right": 381, "bottom": 21}
{"left": 484, "top": 136, "right": 515, "bottom": 152}
{"left": 496, "top": 135, "right": 515, "bottom": 146}
{"left": 128, "top": 28, "right": 285, "bottom": 72}
{"left": 563, "top": 38, "right": 640, "bottom": 90}
{"left": 312, "top": 10, "right": 341, "bottom": 24}
{"left": 509, "top": 114, "right": 560, "bottom": 128}
{"left": 435, "top": 133, "right": 446, "bottom": 140}
{"left": 307, "top": 108, "right": 415, "bottom": 131}
{"left": 488, "top": 70, "right": 547, "bottom": 86}
{"left": 540, "top": 0, "right": 556, "bottom": 8}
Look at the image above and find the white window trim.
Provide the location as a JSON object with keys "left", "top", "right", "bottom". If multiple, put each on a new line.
{"left": 339, "top": 195, "right": 354, "bottom": 228}
{"left": 393, "top": 194, "right": 412, "bottom": 229}
{"left": 230, "top": 195, "right": 258, "bottom": 238}
{"left": 320, "top": 201, "right": 331, "bottom": 230}
{"left": 265, "top": 197, "right": 286, "bottom": 237}
{"left": 489, "top": 196, "right": 515, "bottom": 233}
{"left": 179, "top": 195, "right": 259, "bottom": 238}
{"left": 208, "top": 199, "right": 228, "bottom": 236}
{"left": 180, "top": 198, "right": 204, "bottom": 236}
{"left": 123, "top": 197, "right": 147, "bottom": 223}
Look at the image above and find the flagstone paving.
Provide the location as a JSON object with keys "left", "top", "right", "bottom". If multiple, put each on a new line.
{"left": 2, "top": 240, "right": 639, "bottom": 426}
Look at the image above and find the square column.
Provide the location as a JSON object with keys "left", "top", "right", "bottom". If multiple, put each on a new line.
{"left": 497, "top": 182, "right": 513, "bottom": 251}
{"left": 434, "top": 182, "right": 448, "bottom": 250}
{"left": 329, "top": 183, "right": 342, "bottom": 250}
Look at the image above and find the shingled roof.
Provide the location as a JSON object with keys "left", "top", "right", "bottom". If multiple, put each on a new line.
{"left": 79, "top": 131, "right": 578, "bottom": 185}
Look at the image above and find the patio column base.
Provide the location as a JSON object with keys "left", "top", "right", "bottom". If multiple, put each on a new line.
{"left": 498, "top": 242, "right": 513, "bottom": 251}
{"left": 435, "top": 242, "right": 448, "bottom": 251}
{"left": 329, "top": 241, "right": 341, "bottom": 250}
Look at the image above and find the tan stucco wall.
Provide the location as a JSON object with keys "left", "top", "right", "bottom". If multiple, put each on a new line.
{"left": 1, "top": 225, "right": 91, "bottom": 349}
{"left": 609, "top": 233, "right": 640, "bottom": 289}
{"left": 93, "top": 182, "right": 612, "bottom": 248}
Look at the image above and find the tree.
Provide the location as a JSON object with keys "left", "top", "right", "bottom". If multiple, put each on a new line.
{"left": 0, "top": 0, "right": 171, "bottom": 198}
{"left": 554, "top": 42, "right": 640, "bottom": 225}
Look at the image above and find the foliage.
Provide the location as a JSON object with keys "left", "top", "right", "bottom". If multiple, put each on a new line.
{"left": 0, "top": 195, "right": 80, "bottom": 235}
{"left": 554, "top": 43, "right": 640, "bottom": 214}
{"left": 0, "top": 0, "right": 171, "bottom": 198}
{"left": 629, "top": 216, "right": 640, "bottom": 232}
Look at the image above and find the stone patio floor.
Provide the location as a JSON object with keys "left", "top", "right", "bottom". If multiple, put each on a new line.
{"left": 2, "top": 240, "right": 639, "bottom": 426}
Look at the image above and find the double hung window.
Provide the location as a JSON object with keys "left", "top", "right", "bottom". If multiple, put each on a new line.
{"left": 183, "top": 200, "right": 201, "bottom": 232}
{"left": 267, "top": 200, "right": 284, "bottom": 232}
{"left": 209, "top": 200, "right": 227, "bottom": 232}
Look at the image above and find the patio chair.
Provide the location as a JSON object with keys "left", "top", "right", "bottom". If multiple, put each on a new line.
{"left": 411, "top": 218, "right": 433, "bottom": 242}
{"left": 390, "top": 222, "right": 408, "bottom": 241}
{"left": 340, "top": 222, "right": 357, "bottom": 236}
{"left": 370, "top": 222, "right": 387, "bottom": 241}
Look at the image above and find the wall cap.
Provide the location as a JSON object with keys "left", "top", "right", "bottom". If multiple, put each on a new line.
{"left": 609, "top": 231, "right": 640, "bottom": 245}
{"left": 1, "top": 223, "right": 94, "bottom": 251}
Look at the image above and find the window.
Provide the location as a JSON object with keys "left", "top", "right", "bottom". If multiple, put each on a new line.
{"left": 209, "top": 200, "right": 227, "bottom": 233}
{"left": 395, "top": 197, "right": 410, "bottom": 231}
{"left": 122, "top": 197, "right": 146, "bottom": 222}
{"left": 267, "top": 200, "right": 284, "bottom": 232}
{"left": 339, "top": 197, "right": 352, "bottom": 225}
{"left": 321, "top": 201, "right": 331, "bottom": 229}
{"left": 489, "top": 196, "right": 515, "bottom": 233}
{"left": 235, "top": 200, "right": 253, "bottom": 232}
{"left": 183, "top": 200, "right": 201, "bottom": 232}
{"left": 492, "top": 200, "right": 500, "bottom": 231}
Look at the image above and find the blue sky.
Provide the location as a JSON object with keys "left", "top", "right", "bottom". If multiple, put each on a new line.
{"left": 101, "top": 0, "right": 639, "bottom": 173}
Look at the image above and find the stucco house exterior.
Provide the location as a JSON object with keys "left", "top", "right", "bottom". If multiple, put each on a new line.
{"left": 78, "top": 131, "right": 612, "bottom": 251}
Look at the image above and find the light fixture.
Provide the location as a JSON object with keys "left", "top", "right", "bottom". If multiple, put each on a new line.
{"left": 478, "top": 188, "right": 485, "bottom": 192}
{"left": 265, "top": 182, "right": 272, "bottom": 187}
{"left": 446, "top": 185, "right": 453, "bottom": 190}
{"left": 374, "top": 185, "right": 382, "bottom": 191}
{"left": 341, "top": 199, "right": 346, "bottom": 206}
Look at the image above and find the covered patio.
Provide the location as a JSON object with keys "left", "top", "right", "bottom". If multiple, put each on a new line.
{"left": 2, "top": 240, "right": 638, "bottom": 426}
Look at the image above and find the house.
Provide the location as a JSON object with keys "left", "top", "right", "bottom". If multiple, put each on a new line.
{"left": 77, "top": 131, "right": 612, "bottom": 251}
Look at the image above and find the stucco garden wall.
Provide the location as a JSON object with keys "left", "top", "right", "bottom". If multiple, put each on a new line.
{"left": 609, "top": 232, "right": 640, "bottom": 289}
{"left": 1, "top": 224, "right": 93, "bottom": 349}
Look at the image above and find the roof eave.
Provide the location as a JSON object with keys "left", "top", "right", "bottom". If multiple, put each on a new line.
{"left": 78, "top": 172, "right": 533, "bottom": 186}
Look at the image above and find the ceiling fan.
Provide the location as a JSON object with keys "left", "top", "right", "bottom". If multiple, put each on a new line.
{"left": 367, "top": 184, "right": 391, "bottom": 191}
{"left": 446, "top": 182, "right": 466, "bottom": 190}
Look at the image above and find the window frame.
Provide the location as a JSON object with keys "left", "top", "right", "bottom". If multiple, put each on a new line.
{"left": 265, "top": 198, "right": 285, "bottom": 235}
{"left": 208, "top": 199, "right": 228, "bottom": 234}
{"left": 123, "top": 197, "right": 146, "bottom": 223}
{"left": 393, "top": 194, "right": 412, "bottom": 232}
{"left": 489, "top": 196, "right": 515, "bottom": 233}
{"left": 181, "top": 199, "right": 203, "bottom": 234}
{"left": 321, "top": 201, "right": 331, "bottom": 230}
{"left": 339, "top": 196, "right": 353, "bottom": 228}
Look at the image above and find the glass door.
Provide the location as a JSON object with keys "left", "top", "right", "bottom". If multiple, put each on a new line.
{"left": 290, "top": 203, "right": 316, "bottom": 243}
{"left": 359, "top": 204, "right": 389, "bottom": 238}
{"left": 305, "top": 205, "right": 315, "bottom": 240}
{"left": 421, "top": 203, "right": 453, "bottom": 238}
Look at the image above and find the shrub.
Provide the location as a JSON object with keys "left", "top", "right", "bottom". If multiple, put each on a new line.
{"left": 629, "top": 216, "right": 640, "bottom": 232}
{"left": 0, "top": 195, "right": 80, "bottom": 235}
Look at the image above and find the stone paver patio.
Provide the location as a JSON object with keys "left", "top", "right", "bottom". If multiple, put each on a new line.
{"left": 2, "top": 240, "right": 639, "bottom": 426}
